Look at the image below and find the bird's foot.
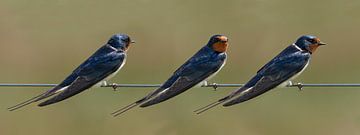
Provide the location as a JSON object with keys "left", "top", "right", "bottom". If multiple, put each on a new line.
{"left": 202, "top": 81, "right": 208, "bottom": 87}
{"left": 111, "top": 83, "right": 119, "bottom": 91}
{"left": 296, "top": 83, "right": 304, "bottom": 91}
{"left": 211, "top": 83, "right": 218, "bottom": 91}
{"left": 202, "top": 81, "right": 217, "bottom": 91}
{"left": 287, "top": 81, "right": 303, "bottom": 91}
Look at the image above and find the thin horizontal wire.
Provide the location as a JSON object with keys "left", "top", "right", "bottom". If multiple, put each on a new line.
{"left": 1, "top": 82, "right": 360, "bottom": 90}
{"left": 0, "top": 83, "right": 57, "bottom": 87}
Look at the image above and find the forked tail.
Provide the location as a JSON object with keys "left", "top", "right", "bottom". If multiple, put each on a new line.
{"left": 7, "top": 93, "right": 47, "bottom": 111}
{"left": 194, "top": 96, "right": 230, "bottom": 115}
{"left": 111, "top": 98, "right": 147, "bottom": 117}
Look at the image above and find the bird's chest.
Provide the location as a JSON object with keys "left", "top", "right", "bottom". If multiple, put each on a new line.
{"left": 278, "top": 60, "right": 310, "bottom": 88}
{"left": 95, "top": 58, "right": 126, "bottom": 87}
{"left": 208, "top": 54, "right": 226, "bottom": 78}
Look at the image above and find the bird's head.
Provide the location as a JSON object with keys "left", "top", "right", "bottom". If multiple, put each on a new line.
{"left": 207, "top": 34, "right": 229, "bottom": 53}
{"left": 107, "top": 34, "right": 135, "bottom": 51}
{"left": 295, "top": 35, "right": 326, "bottom": 54}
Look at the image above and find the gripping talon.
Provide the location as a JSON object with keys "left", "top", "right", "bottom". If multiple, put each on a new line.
{"left": 296, "top": 83, "right": 303, "bottom": 91}
{"left": 212, "top": 83, "right": 218, "bottom": 91}
{"left": 112, "top": 83, "right": 118, "bottom": 91}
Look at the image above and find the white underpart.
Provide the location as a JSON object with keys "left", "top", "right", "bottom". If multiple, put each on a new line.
{"left": 196, "top": 60, "right": 226, "bottom": 87}
{"left": 55, "top": 86, "right": 69, "bottom": 93}
{"left": 292, "top": 43, "right": 302, "bottom": 51}
{"left": 278, "top": 56, "right": 310, "bottom": 88}
{"left": 95, "top": 57, "right": 127, "bottom": 87}
{"left": 230, "top": 87, "right": 253, "bottom": 99}
{"left": 241, "top": 87, "right": 253, "bottom": 95}
{"left": 108, "top": 44, "right": 118, "bottom": 51}
{"left": 156, "top": 88, "right": 169, "bottom": 96}
{"left": 154, "top": 56, "right": 227, "bottom": 96}
{"left": 277, "top": 44, "right": 305, "bottom": 88}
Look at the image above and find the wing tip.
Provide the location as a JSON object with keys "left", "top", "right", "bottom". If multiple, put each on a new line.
{"left": 37, "top": 100, "right": 52, "bottom": 107}
{"left": 222, "top": 102, "right": 234, "bottom": 107}
{"left": 139, "top": 101, "right": 155, "bottom": 108}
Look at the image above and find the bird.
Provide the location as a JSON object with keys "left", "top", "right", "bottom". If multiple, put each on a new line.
{"left": 194, "top": 35, "right": 326, "bottom": 114}
{"left": 111, "top": 34, "right": 229, "bottom": 116}
{"left": 8, "top": 33, "right": 135, "bottom": 111}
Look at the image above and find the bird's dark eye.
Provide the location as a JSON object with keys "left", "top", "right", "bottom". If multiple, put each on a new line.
{"left": 122, "top": 38, "right": 129, "bottom": 42}
{"left": 308, "top": 39, "right": 315, "bottom": 43}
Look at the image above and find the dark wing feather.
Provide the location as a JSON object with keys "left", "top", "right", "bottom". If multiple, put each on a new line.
{"left": 194, "top": 45, "right": 309, "bottom": 114}
{"left": 8, "top": 45, "right": 123, "bottom": 110}
{"left": 38, "top": 77, "right": 95, "bottom": 106}
{"left": 38, "top": 51, "right": 125, "bottom": 106}
{"left": 140, "top": 57, "right": 225, "bottom": 107}
{"left": 223, "top": 52, "right": 310, "bottom": 106}
{"left": 111, "top": 46, "right": 225, "bottom": 116}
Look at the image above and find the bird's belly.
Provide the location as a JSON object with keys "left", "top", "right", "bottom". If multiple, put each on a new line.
{"left": 278, "top": 61, "right": 310, "bottom": 88}
{"left": 105, "top": 65, "right": 123, "bottom": 81}
{"left": 289, "top": 60, "right": 309, "bottom": 81}
{"left": 196, "top": 61, "right": 226, "bottom": 87}
{"left": 95, "top": 59, "right": 126, "bottom": 87}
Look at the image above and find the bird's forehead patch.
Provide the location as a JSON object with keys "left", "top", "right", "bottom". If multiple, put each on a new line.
{"left": 314, "top": 38, "right": 321, "bottom": 42}
{"left": 217, "top": 36, "right": 228, "bottom": 41}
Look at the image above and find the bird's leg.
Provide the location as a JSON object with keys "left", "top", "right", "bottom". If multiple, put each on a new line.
{"left": 201, "top": 81, "right": 208, "bottom": 87}
{"left": 287, "top": 81, "right": 303, "bottom": 91}
{"left": 286, "top": 81, "right": 293, "bottom": 87}
{"left": 99, "top": 81, "right": 108, "bottom": 87}
{"left": 102, "top": 81, "right": 108, "bottom": 86}
{"left": 202, "top": 81, "right": 216, "bottom": 91}
{"left": 201, "top": 81, "right": 218, "bottom": 91}
{"left": 100, "top": 81, "right": 118, "bottom": 91}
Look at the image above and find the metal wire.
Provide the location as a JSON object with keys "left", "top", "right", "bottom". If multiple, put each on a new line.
{"left": 1, "top": 82, "right": 360, "bottom": 90}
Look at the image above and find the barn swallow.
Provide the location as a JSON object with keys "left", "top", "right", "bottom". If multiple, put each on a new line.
{"left": 195, "top": 35, "right": 326, "bottom": 114}
{"left": 8, "top": 34, "right": 134, "bottom": 111}
{"left": 111, "top": 34, "right": 228, "bottom": 116}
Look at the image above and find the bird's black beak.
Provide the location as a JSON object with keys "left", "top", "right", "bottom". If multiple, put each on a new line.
{"left": 131, "top": 40, "right": 136, "bottom": 44}
{"left": 318, "top": 42, "right": 326, "bottom": 46}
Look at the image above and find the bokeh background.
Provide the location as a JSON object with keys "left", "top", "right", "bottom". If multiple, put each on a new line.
{"left": 1, "top": 0, "right": 360, "bottom": 135}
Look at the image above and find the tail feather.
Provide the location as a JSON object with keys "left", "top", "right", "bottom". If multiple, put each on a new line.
{"left": 37, "top": 92, "right": 76, "bottom": 107}
{"left": 111, "top": 102, "right": 139, "bottom": 117}
{"left": 7, "top": 92, "right": 51, "bottom": 111}
{"left": 111, "top": 97, "right": 147, "bottom": 117}
{"left": 111, "top": 87, "right": 167, "bottom": 117}
{"left": 194, "top": 85, "right": 254, "bottom": 114}
{"left": 8, "top": 85, "right": 68, "bottom": 111}
{"left": 223, "top": 88, "right": 265, "bottom": 107}
{"left": 139, "top": 88, "right": 187, "bottom": 108}
{"left": 193, "top": 96, "right": 231, "bottom": 115}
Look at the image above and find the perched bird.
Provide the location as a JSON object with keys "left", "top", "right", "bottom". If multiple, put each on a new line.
{"left": 8, "top": 34, "right": 135, "bottom": 111}
{"left": 112, "top": 34, "right": 228, "bottom": 116}
{"left": 195, "top": 35, "right": 326, "bottom": 114}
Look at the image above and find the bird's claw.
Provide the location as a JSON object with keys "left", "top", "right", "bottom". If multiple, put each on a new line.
{"left": 111, "top": 83, "right": 119, "bottom": 91}
{"left": 211, "top": 83, "right": 218, "bottom": 91}
{"left": 296, "top": 83, "right": 304, "bottom": 91}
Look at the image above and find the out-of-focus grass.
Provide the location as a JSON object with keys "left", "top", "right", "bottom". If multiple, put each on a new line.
{"left": 1, "top": 0, "right": 360, "bottom": 135}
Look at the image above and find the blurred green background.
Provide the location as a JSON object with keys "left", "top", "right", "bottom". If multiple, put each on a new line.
{"left": 1, "top": 0, "right": 360, "bottom": 135}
